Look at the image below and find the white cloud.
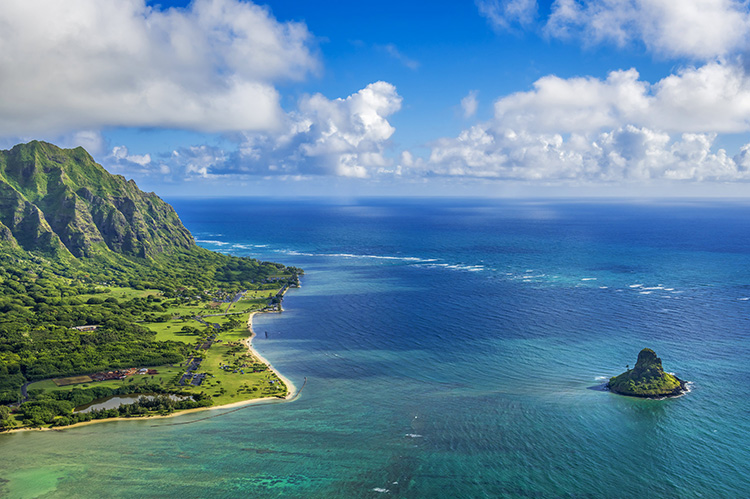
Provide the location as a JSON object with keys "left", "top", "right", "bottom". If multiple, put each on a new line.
{"left": 237, "top": 81, "right": 402, "bottom": 178}
{"left": 104, "top": 145, "right": 156, "bottom": 177}
{"left": 67, "top": 131, "right": 107, "bottom": 156}
{"left": 494, "top": 62, "right": 750, "bottom": 134}
{"left": 494, "top": 69, "right": 648, "bottom": 133}
{"left": 461, "top": 91, "right": 480, "bottom": 118}
{"left": 545, "top": 0, "right": 750, "bottom": 60}
{"left": 0, "top": 0, "right": 317, "bottom": 135}
{"left": 423, "top": 124, "right": 745, "bottom": 182}
{"left": 421, "top": 60, "right": 750, "bottom": 183}
{"left": 112, "top": 146, "right": 151, "bottom": 167}
{"left": 476, "top": 0, "right": 538, "bottom": 32}
{"left": 164, "top": 81, "right": 402, "bottom": 179}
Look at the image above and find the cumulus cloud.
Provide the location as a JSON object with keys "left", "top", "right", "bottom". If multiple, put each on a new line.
{"left": 420, "top": 60, "right": 750, "bottom": 183}
{"left": 104, "top": 145, "right": 157, "bottom": 178}
{"left": 163, "top": 82, "right": 402, "bottom": 179}
{"left": 0, "top": 0, "right": 317, "bottom": 135}
{"left": 423, "top": 124, "right": 744, "bottom": 182}
{"left": 494, "top": 62, "right": 750, "bottom": 134}
{"left": 111, "top": 146, "right": 151, "bottom": 167}
{"left": 176, "top": 146, "right": 227, "bottom": 179}
{"left": 476, "top": 0, "right": 538, "bottom": 32}
{"left": 545, "top": 0, "right": 750, "bottom": 60}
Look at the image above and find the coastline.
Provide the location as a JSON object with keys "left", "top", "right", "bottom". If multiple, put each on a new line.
{"left": 607, "top": 375, "right": 689, "bottom": 399}
{"left": 4, "top": 310, "right": 297, "bottom": 435}
{"left": 243, "top": 311, "right": 298, "bottom": 399}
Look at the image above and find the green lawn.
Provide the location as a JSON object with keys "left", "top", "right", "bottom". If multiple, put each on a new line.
{"left": 141, "top": 304, "right": 286, "bottom": 405}
{"left": 244, "top": 288, "right": 283, "bottom": 299}
{"left": 24, "top": 291, "right": 287, "bottom": 410}
{"left": 190, "top": 321, "right": 286, "bottom": 405}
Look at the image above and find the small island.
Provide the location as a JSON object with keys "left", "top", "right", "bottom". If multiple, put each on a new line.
{"left": 607, "top": 348, "right": 687, "bottom": 398}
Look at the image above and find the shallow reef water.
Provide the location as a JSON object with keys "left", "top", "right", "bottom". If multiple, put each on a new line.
{"left": 2, "top": 198, "right": 749, "bottom": 498}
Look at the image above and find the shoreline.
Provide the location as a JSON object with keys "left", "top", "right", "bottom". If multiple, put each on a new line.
{"left": 607, "top": 375, "right": 689, "bottom": 399}
{"left": 4, "top": 310, "right": 297, "bottom": 435}
{"left": 243, "top": 311, "right": 298, "bottom": 399}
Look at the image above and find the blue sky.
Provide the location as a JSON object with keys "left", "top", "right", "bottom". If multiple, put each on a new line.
{"left": 3, "top": 0, "right": 750, "bottom": 197}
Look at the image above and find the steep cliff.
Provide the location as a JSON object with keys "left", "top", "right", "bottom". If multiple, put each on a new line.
{"left": 0, "top": 141, "right": 194, "bottom": 258}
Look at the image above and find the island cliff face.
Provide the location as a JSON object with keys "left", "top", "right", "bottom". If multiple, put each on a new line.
{"left": 0, "top": 141, "right": 194, "bottom": 259}
{"left": 607, "top": 348, "right": 686, "bottom": 398}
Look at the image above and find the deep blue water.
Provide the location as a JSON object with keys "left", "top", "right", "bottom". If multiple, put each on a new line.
{"left": 1, "top": 198, "right": 750, "bottom": 498}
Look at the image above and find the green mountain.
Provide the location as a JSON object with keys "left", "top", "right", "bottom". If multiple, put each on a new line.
{"left": 607, "top": 348, "right": 686, "bottom": 398}
{"left": 0, "top": 141, "right": 193, "bottom": 258}
{"left": 0, "top": 142, "right": 303, "bottom": 412}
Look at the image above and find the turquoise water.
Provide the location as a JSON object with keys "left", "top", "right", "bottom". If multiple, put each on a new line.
{"left": 2, "top": 199, "right": 750, "bottom": 498}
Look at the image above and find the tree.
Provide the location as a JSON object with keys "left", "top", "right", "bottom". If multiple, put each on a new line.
{"left": 0, "top": 405, "right": 16, "bottom": 430}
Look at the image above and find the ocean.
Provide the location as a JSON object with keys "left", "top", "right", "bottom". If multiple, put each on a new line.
{"left": 1, "top": 198, "right": 749, "bottom": 498}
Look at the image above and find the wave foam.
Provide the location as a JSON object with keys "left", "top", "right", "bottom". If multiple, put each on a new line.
{"left": 421, "top": 263, "right": 488, "bottom": 273}
{"left": 195, "top": 239, "right": 229, "bottom": 246}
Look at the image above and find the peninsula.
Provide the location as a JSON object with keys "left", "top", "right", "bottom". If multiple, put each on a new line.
{"left": 607, "top": 348, "right": 687, "bottom": 398}
{"left": 0, "top": 141, "right": 302, "bottom": 431}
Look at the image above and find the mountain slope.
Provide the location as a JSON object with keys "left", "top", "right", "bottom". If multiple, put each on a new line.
{"left": 0, "top": 141, "right": 194, "bottom": 258}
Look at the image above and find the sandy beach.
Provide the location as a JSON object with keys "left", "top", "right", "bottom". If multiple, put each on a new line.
{"left": 5, "top": 310, "right": 297, "bottom": 434}
{"left": 244, "top": 311, "right": 298, "bottom": 398}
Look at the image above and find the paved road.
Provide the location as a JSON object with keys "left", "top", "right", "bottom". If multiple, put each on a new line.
{"left": 193, "top": 316, "right": 221, "bottom": 330}
{"left": 225, "top": 290, "right": 246, "bottom": 313}
{"left": 19, "top": 381, "right": 31, "bottom": 403}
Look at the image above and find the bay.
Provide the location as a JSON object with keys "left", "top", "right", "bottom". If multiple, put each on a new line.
{"left": 1, "top": 198, "right": 749, "bottom": 498}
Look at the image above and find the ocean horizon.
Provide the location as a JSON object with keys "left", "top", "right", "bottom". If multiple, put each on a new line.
{"left": 1, "top": 197, "right": 749, "bottom": 498}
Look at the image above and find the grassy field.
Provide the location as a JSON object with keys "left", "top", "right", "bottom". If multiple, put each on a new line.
{"left": 26, "top": 293, "right": 288, "bottom": 408}
{"left": 27, "top": 365, "right": 186, "bottom": 394}
{"left": 136, "top": 317, "right": 287, "bottom": 406}
{"left": 244, "top": 288, "right": 283, "bottom": 299}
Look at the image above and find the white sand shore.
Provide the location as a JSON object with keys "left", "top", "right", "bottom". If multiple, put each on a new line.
{"left": 244, "top": 311, "right": 297, "bottom": 399}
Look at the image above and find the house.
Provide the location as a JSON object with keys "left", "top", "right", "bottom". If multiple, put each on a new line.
{"left": 72, "top": 325, "right": 99, "bottom": 332}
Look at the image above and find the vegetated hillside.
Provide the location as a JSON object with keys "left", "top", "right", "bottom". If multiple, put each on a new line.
{"left": 0, "top": 141, "right": 194, "bottom": 258}
{"left": 0, "top": 142, "right": 302, "bottom": 407}
{"left": 608, "top": 348, "right": 684, "bottom": 397}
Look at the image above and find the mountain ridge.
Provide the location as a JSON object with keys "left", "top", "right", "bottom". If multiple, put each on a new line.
{"left": 0, "top": 141, "right": 193, "bottom": 259}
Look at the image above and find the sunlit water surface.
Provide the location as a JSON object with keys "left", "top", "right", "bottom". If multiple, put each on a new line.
{"left": 2, "top": 199, "right": 749, "bottom": 498}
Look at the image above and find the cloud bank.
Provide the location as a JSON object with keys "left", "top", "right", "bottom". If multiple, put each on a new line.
{"left": 494, "top": 63, "right": 750, "bottom": 134}
{"left": 420, "top": 62, "right": 750, "bottom": 183}
{"left": 0, "top": 0, "right": 317, "bottom": 135}
{"left": 232, "top": 81, "right": 402, "bottom": 178}
{"left": 545, "top": 0, "right": 750, "bottom": 60}
{"left": 479, "top": 0, "right": 750, "bottom": 61}
{"left": 120, "top": 82, "right": 404, "bottom": 181}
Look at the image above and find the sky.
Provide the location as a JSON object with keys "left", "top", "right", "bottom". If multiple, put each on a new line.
{"left": 3, "top": 0, "right": 750, "bottom": 197}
